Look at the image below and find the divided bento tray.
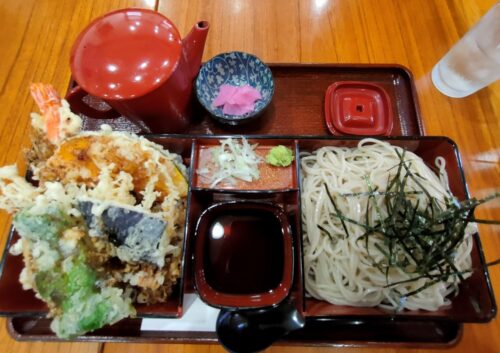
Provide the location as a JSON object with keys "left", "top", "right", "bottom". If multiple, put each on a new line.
{"left": 2, "top": 64, "right": 494, "bottom": 347}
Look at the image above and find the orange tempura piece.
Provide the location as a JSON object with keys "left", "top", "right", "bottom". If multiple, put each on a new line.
{"left": 29, "top": 83, "right": 62, "bottom": 144}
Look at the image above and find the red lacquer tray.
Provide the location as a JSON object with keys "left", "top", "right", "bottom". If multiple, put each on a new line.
{"left": 3, "top": 64, "right": 487, "bottom": 347}
{"left": 77, "top": 64, "right": 424, "bottom": 136}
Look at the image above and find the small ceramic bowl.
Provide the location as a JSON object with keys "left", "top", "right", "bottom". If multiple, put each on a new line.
{"left": 195, "top": 52, "right": 274, "bottom": 125}
{"left": 193, "top": 201, "right": 293, "bottom": 309}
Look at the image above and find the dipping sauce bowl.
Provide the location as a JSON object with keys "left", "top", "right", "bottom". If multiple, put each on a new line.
{"left": 193, "top": 201, "right": 293, "bottom": 309}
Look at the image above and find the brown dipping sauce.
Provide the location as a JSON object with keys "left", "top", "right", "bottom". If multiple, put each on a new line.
{"left": 203, "top": 209, "right": 285, "bottom": 295}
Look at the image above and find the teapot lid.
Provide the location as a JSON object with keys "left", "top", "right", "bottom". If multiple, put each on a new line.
{"left": 70, "top": 8, "right": 182, "bottom": 100}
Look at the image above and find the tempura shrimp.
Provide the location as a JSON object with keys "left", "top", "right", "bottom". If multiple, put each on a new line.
{"left": 29, "top": 83, "right": 62, "bottom": 144}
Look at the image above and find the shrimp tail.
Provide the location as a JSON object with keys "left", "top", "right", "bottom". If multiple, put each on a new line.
{"left": 29, "top": 83, "right": 62, "bottom": 144}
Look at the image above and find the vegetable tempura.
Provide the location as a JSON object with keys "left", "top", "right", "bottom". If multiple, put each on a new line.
{"left": 0, "top": 84, "right": 188, "bottom": 338}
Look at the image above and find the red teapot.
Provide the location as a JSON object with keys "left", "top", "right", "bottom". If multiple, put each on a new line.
{"left": 67, "top": 8, "right": 209, "bottom": 133}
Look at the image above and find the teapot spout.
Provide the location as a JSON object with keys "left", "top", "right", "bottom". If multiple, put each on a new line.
{"left": 182, "top": 21, "right": 209, "bottom": 80}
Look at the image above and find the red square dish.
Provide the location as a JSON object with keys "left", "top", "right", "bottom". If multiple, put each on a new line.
{"left": 193, "top": 201, "right": 294, "bottom": 309}
{"left": 325, "top": 81, "right": 394, "bottom": 135}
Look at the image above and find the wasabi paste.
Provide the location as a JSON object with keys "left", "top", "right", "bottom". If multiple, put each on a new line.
{"left": 266, "top": 145, "right": 294, "bottom": 167}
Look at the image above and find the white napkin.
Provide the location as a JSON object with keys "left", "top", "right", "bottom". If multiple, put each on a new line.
{"left": 140, "top": 294, "right": 220, "bottom": 332}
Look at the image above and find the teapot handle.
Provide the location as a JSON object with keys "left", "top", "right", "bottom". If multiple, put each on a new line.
{"left": 65, "top": 85, "right": 121, "bottom": 119}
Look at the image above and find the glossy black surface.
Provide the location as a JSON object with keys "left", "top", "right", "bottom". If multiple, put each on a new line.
{"left": 8, "top": 315, "right": 462, "bottom": 346}
{"left": 216, "top": 298, "right": 305, "bottom": 353}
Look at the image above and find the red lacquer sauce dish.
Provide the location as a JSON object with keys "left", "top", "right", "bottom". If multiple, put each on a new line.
{"left": 325, "top": 81, "right": 394, "bottom": 135}
{"left": 193, "top": 201, "right": 294, "bottom": 309}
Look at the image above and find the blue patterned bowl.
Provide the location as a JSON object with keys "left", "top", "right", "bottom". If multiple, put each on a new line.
{"left": 195, "top": 52, "right": 274, "bottom": 125}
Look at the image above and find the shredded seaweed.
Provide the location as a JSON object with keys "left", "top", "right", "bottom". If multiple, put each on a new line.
{"left": 322, "top": 149, "right": 500, "bottom": 299}
{"left": 317, "top": 224, "right": 337, "bottom": 241}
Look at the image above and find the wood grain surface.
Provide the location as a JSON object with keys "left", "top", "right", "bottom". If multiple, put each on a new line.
{"left": 0, "top": 0, "right": 499, "bottom": 352}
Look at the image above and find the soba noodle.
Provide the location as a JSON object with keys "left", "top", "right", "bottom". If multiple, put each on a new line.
{"left": 300, "top": 138, "right": 473, "bottom": 311}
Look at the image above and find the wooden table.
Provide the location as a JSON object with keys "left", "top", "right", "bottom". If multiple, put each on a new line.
{"left": 0, "top": 0, "right": 498, "bottom": 352}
